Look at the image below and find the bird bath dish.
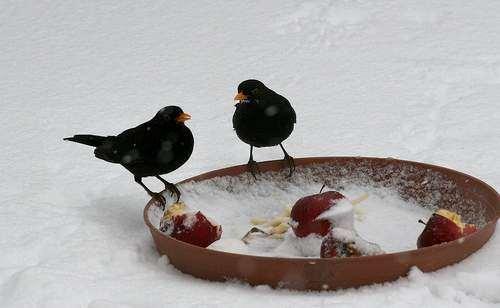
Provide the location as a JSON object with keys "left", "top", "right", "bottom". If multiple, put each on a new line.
{"left": 144, "top": 157, "right": 499, "bottom": 291}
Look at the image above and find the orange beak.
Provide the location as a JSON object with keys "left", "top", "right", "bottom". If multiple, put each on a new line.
{"left": 175, "top": 112, "right": 191, "bottom": 123}
{"left": 234, "top": 92, "right": 248, "bottom": 101}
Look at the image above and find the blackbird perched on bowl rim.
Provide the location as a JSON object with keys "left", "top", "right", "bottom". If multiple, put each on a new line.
{"left": 232, "top": 79, "right": 296, "bottom": 177}
{"left": 64, "top": 106, "right": 193, "bottom": 206}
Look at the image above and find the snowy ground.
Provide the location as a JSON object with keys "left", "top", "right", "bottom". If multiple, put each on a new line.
{"left": 1, "top": 1, "right": 499, "bottom": 307}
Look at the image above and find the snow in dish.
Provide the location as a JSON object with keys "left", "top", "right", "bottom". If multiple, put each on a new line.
{"left": 148, "top": 165, "right": 446, "bottom": 257}
{"left": 316, "top": 198, "right": 355, "bottom": 230}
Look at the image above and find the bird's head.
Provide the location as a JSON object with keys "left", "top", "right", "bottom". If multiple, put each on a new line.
{"left": 155, "top": 106, "right": 191, "bottom": 124}
{"left": 234, "top": 79, "right": 267, "bottom": 103}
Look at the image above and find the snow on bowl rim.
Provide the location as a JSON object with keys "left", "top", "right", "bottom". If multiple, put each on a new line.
{"left": 144, "top": 156, "right": 500, "bottom": 291}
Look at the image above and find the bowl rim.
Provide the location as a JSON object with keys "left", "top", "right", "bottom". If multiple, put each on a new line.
{"left": 144, "top": 156, "right": 500, "bottom": 263}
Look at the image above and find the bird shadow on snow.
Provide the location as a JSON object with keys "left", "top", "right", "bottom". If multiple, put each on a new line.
{"left": 83, "top": 195, "right": 145, "bottom": 233}
{"left": 79, "top": 193, "right": 156, "bottom": 256}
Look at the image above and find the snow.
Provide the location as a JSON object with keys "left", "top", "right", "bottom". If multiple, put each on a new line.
{"left": 181, "top": 213, "right": 198, "bottom": 229}
{"left": 353, "top": 188, "right": 434, "bottom": 252}
{"left": 317, "top": 198, "right": 355, "bottom": 230}
{"left": 153, "top": 175, "right": 433, "bottom": 257}
{"left": 276, "top": 233, "right": 324, "bottom": 258}
{"left": 1, "top": 0, "right": 499, "bottom": 307}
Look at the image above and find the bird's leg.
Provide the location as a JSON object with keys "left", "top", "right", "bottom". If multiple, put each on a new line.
{"left": 247, "top": 145, "right": 260, "bottom": 179}
{"left": 135, "top": 176, "right": 166, "bottom": 209}
{"left": 279, "top": 143, "right": 295, "bottom": 177}
{"left": 156, "top": 175, "right": 181, "bottom": 203}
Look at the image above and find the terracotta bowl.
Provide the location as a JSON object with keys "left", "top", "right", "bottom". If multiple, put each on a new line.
{"left": 144, "top": 157, "right": 499, "bottom": 291}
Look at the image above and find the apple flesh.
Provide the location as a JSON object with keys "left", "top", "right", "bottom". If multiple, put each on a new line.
{"left": 160, "top": 203, "right": 222, "bottom": 248}
{"left": 417, "top": 209, "right": 477, "bottom": 248}
{"left": 290, "top": 190, "right": 346, "bottom": 237}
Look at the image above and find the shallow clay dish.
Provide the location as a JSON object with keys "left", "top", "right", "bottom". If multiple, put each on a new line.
{"left": 144, "top": 157, "right": 499, "bottom": 291}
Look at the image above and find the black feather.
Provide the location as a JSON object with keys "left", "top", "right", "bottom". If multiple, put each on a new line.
{"left": 63, "top": 135, "right": 108, "bottom": 147}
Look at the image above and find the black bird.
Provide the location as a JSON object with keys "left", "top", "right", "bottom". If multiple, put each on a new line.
{"left": 232, "top": 79, "right": 296, "bottom": 177}
{"left": 64, "top": 106, "right": 193, "bottom": 205}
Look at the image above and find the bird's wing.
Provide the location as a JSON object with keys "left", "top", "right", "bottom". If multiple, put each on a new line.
{"left": 99, "top": 121, "right": 160, "bottom": 165}
{"left": 116, "top": 121, "right": 150, "bottom": 141}
{"left": 276, "top": 95, "right": 296, "bottom": 124}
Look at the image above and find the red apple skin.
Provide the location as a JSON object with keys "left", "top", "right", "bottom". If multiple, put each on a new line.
{"left": 290, "top": 191, "right": 345, "bottom": 238}
{"left": 417, "top": 214, "right": 462, "bottom": 248}
{"left": 294, "top": 220, "right": 332, "bottom": 238}
{"left": 463, "top": 224, "right": 477, "bottom": 236}
{"left": 170, "top": 211, "right": 222, "bottom": 248}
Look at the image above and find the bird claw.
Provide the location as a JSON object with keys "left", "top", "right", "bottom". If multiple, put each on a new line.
{"left": 150, "top": 192, "right": 167, "bottom": 210}
{"left": 247, "top": 159, "right": 260, "bottom": 179}
{"left": 283, "top": 155, "right": 295, "bottom": 177}
{"left": 164, "top": 183, "right": 181, "bottom": 203}
{"left": 171, "top": 191, "right": 181, "bottom": 203}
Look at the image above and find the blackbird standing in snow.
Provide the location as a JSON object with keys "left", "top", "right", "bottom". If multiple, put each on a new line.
{"left": 232, "top": 80, "right": 296, "bottom": 177}
{"left": 64, "top": 106, "right": 193, "bottom": 206}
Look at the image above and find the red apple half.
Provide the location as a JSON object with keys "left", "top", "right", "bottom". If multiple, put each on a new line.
{"left": 160, "top": 203, "right": 222, "bottom": 248}
{"left": 417, "top": 209, "right": 477, "bottom": 248}
{"left": 290, "top": 190, "right": 351, "bottom": 237}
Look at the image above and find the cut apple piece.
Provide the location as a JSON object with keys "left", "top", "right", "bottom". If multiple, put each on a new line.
{"left": 160, "top": 203, "right": 222, "bottom": 248}
{"left": 417, "top": 209, "right": 477, "bottom": 248}
{"left": 290, "top": 190, "right": 347, "bottom": 237}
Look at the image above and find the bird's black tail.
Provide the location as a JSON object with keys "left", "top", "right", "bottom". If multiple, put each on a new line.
{"left": 63, "top": 134, "right": 108, "bottom": 147}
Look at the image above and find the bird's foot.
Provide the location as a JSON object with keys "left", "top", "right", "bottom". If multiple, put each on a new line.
{"left": 149, "top": 192, "right": 167, "bottom": 210}
{"left": 247, "top": 159, "right": 260, "bottom": 180}
{"left": 283, "top": 154, "right": 295, "bottom": 177}
{"left": 164, "top": 182, "right": 181, "bottom": 203}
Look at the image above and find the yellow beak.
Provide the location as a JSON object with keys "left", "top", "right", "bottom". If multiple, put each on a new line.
{"left": 234, "top": 92, "right": 248, "bottom": 101}
{"left": 176, "top": 112, "right": 191, "bottom": 123}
